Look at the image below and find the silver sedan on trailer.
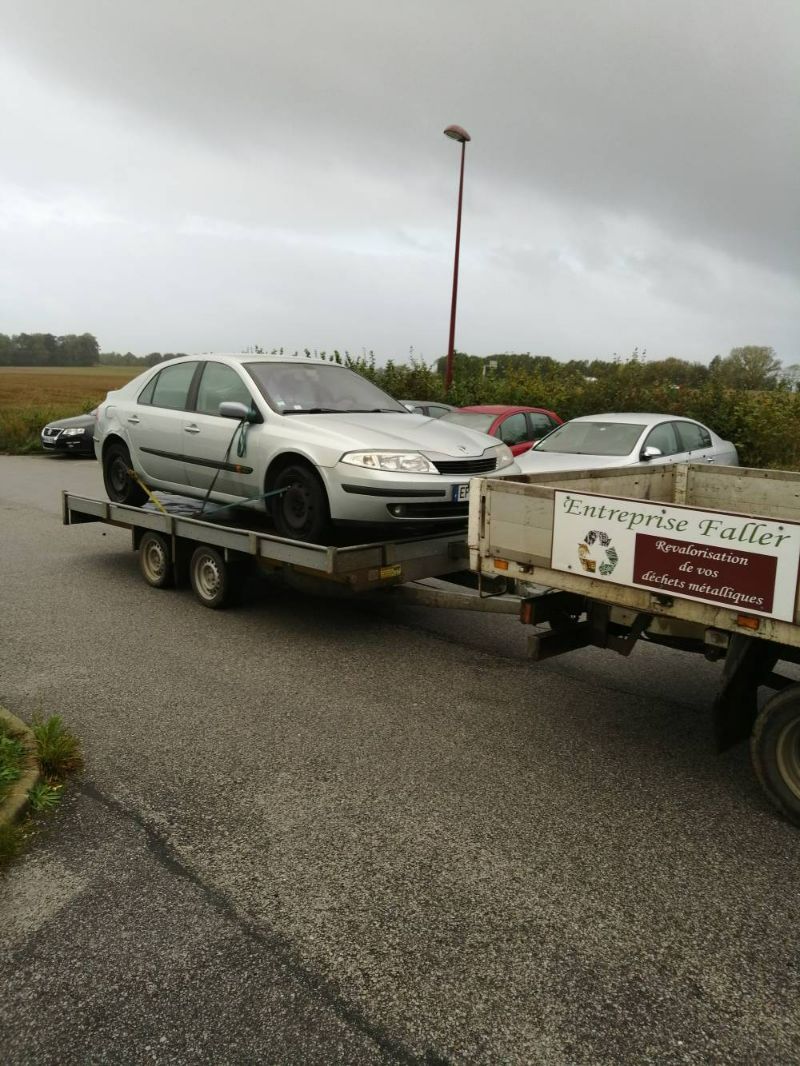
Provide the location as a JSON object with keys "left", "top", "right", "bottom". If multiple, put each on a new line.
{"left": 94, "top": 354, "right": 519, "bottom": 542}
{"left": 515, "top": 412, "right": 738, "bottom": 474}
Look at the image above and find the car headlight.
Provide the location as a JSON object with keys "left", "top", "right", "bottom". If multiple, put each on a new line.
{"left": 340, "top": 451, "right": 437, "bottom": 474}
{"left": 493, "top": 443, "right": 514, "bottom": 468}
{"left": 62, "top": 427, "right": 86, "bottom": 436}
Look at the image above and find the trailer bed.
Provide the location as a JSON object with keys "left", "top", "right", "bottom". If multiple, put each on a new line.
{"left": 62, "top": 491, "right": 470, "bottom": 592}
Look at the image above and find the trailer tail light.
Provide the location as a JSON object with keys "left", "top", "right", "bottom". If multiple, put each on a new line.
{"left": 736, "top": 614, "right": 761, "bottom": 631}
{"left": 520, "top": 600, "right": 534, "bottom": 625}
{"left": 493, "top": 558, "right": 509, "bottom": 571}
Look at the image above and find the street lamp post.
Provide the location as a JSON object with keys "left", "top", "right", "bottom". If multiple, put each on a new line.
{"left": 443, "top": 124, "right": 471, "bottom": 392}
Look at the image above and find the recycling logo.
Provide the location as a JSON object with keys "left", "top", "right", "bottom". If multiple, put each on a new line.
{"left": 577, "top": 529, "right": 619, "bottom": 576}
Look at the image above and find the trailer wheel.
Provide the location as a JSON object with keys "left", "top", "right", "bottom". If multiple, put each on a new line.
{"left": 103, "top": 441, "right": 147, "bottom": 507}
{"left": 751, "top": 684, "right": 800, "bottom": 828}
{"left": 189, "top": 545, "right": 234, "bottom": 609}
{"left": 138, "top": 531, "right": 174, "bottom": 589}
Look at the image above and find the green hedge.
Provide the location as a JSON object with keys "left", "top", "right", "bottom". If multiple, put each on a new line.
{"left": 345, "top": 356, "right": 800, "bottom": 472}
{"left": 2, "top": 358, "right": 797, "bottom": 472}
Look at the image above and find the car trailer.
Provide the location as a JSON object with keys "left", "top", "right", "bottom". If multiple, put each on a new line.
{"left": 61, "top": 491, "right": 520, "bottom": 613}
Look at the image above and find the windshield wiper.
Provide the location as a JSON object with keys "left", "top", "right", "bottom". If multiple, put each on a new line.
{"left": 281, "top": 407, "right": 341, "bottom": 415}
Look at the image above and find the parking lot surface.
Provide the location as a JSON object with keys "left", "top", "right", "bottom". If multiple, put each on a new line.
{"left": 1, "top": 456, "right": 799, "bottom": 1065}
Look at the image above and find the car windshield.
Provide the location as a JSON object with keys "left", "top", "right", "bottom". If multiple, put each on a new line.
{"left": 440, "top": 411, "right": 496, "bottom": 433}
{"left": 534, "top": 421, "right": 646, "bottom": 456}
{"left": 244, "top": 362, "right": 408, "bottom": 415}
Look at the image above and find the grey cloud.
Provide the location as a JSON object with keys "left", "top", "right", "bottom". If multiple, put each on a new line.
{"left": 0, "top": 0, "right": 797, "bottom": 360}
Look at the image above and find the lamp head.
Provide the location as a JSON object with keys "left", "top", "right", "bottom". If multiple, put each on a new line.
{"left": 443, "top": 125, "right": 471, "bottom": 143}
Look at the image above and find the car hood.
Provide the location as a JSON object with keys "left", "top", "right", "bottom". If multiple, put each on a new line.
{"left": 44, "top": 413, "right": 96, "bottom": 430}
{"left": 514, "top": 450, "right": 634, "bottom": 474}
{"left": 280, "top": 412, "right": 498, "bottom": 458}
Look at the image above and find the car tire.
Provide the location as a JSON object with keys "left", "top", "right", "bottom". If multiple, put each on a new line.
{"left": 138, "top": 531, "right": 174, "bottom": 589}
{"left": 270, "top": 463, "right": 331, "bottom": 543}
{"left": 103, "top": 441, "right": 147, "bottom": 507}
{"left": 751, "top": 683, "right": 800, "bottom": 828}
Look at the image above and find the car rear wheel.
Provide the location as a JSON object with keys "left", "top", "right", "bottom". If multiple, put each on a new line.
{"left": 103, "top": 441, "right": 147, "bottom": 507}
{"left": 270, "top": 463, "right": 331, "bottom": 543}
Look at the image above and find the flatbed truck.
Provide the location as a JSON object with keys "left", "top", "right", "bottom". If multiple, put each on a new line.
{"left": 469, "top": 462, "right": 800, "bottom": 827}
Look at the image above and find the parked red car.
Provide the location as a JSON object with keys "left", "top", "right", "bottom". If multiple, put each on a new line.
{"left": 440, "top": 405, "right": 562, "bottom": 456}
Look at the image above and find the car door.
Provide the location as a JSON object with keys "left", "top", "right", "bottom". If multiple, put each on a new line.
{"left": 674, "top": 420, "right": 717, "bottom": 463}
{"left": 639, "top": 420, "right": 687, "bottom": 465}
{"left": 126, "top": 360, "right": 199, "bottom": 486}
{"left": 182, "top": 361, "right": 263, "bottom": 499}
{"left": 495, "top": 412, "right": 531, "bottom": 455}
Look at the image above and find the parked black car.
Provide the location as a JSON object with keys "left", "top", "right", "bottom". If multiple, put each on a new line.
{"left": 40, "top": 412, "right": 96, "bottom": 457}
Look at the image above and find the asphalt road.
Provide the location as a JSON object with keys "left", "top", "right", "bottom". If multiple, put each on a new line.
{"left": 1, "top": 455, "right": 798, "bottom": 1065}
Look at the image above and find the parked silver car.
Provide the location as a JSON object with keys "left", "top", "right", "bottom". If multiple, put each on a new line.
{"left": 515, "top": 412, "right": 738, "bottom": 474}
{"left": 94, "top": 354, "right": 518, "bottom": 541}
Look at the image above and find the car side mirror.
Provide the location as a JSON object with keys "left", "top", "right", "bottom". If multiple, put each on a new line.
{"left": 219, "top": 401, "right": 260, "bottom": 422}
{"left": 640, "top": 445, "right": 662, "bottom": 460}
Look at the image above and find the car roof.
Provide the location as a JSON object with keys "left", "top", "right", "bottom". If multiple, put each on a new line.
{"left": 458, "top": 405, "right": 550, "bottom": 415}
{"left": 567, "top": 412, "right": 702, "bottom": 426}
{"left": 198, "top": 353, "right": 334, "bottom": 366}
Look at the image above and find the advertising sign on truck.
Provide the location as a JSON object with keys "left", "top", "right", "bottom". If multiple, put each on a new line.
{"left": 550, "top": 489, "right": 800, "bottom": 622}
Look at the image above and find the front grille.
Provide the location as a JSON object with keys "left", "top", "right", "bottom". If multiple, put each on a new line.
{"left": 43, "top": 428, "right": 61, "bottom": 439}
{"left": 433, "top": 457, "right": 497, "bottom": 475}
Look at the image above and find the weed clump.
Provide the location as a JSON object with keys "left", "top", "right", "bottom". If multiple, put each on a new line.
{"left": 1, "top": 713, "right": 83, "bottom": 870}
{"left": 33, "top": 715, "right": 84, "bottom": 778}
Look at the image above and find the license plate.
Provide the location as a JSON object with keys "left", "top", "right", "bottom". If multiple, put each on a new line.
{"left": 452, "top": 483, "right": 470, "bottom": 502}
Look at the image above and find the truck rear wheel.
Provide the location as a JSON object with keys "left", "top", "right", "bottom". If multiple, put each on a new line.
{"left": 751, "top": 684, "right": 800, "bottom": 828}
{"left": 139, "top": 531, "right": 174, "bottom": 589}
{"left": 189, "top": 545, "right": 235, "bottom": 609}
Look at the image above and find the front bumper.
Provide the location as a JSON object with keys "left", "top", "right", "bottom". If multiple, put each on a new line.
{"left": 41, "top": 432, "right": 95, "bottom": 456}
{"left": 323, "top": 460, "right": 521, "bottom": 523}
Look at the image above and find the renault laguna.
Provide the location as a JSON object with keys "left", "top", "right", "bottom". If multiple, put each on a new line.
{"left": 94, "top": 354, "right": 519, "bottom": 542}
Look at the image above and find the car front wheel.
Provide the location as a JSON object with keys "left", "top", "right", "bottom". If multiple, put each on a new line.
{"left": 103, "top": 441, "right": 147, "bottom": 507}
{"left": 270, "top": 463, "right": 331, "bottom": 543}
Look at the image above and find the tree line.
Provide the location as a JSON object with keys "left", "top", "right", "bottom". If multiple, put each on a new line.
{"left": 2, "top": 334, "right": 795, "bottom": 395}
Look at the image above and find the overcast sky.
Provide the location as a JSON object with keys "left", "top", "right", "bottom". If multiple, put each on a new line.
{"left": 1, "top": 0, "right": 798, "bottom": 364}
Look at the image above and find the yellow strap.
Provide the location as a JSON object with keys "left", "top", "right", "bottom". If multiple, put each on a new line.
{"left": 127, "top": 468, "right": 168, "bottom": 514}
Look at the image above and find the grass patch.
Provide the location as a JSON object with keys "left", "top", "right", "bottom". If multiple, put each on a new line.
{"left": 0, "top": 723, "right": 29, "bottom": 803}
{"left": 0, "top": 712, "right": 84, "bottom": 871}
{"left": 0, "top": 365, "right": 141, "bottom": 454}
{"left": 33, "top": 715, "right": 84, "bottom": 778}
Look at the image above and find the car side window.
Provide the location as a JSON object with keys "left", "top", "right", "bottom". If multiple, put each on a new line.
{"left": 138, "top": 375, "right": 158, "bottom": 405}
{"left": 498, "top": 412, "right": 528, "bottom": 446}
{"left": 675, "top": 421, "right": 712, "bottom": 451}
{"left": 528, "top": 413, "right": 554, "bottom": 437}
{"left": 195, "top": 362, "right": 254, "bottom": 416}
{"left": 145, "top": 362, "right": 198, "bottom": 411}
{"left": 643, "top": 421, "right": 679, "bottom": 456}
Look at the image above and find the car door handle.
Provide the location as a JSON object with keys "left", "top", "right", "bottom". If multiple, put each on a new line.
{"left": 184, "top": 424, "right": 201, "bottom": 434}
{"left": 127, "top": 415, "right": 140, "bottom": 424}
{"left": 705, "top": 456, "right": 715, "bottom": 463}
